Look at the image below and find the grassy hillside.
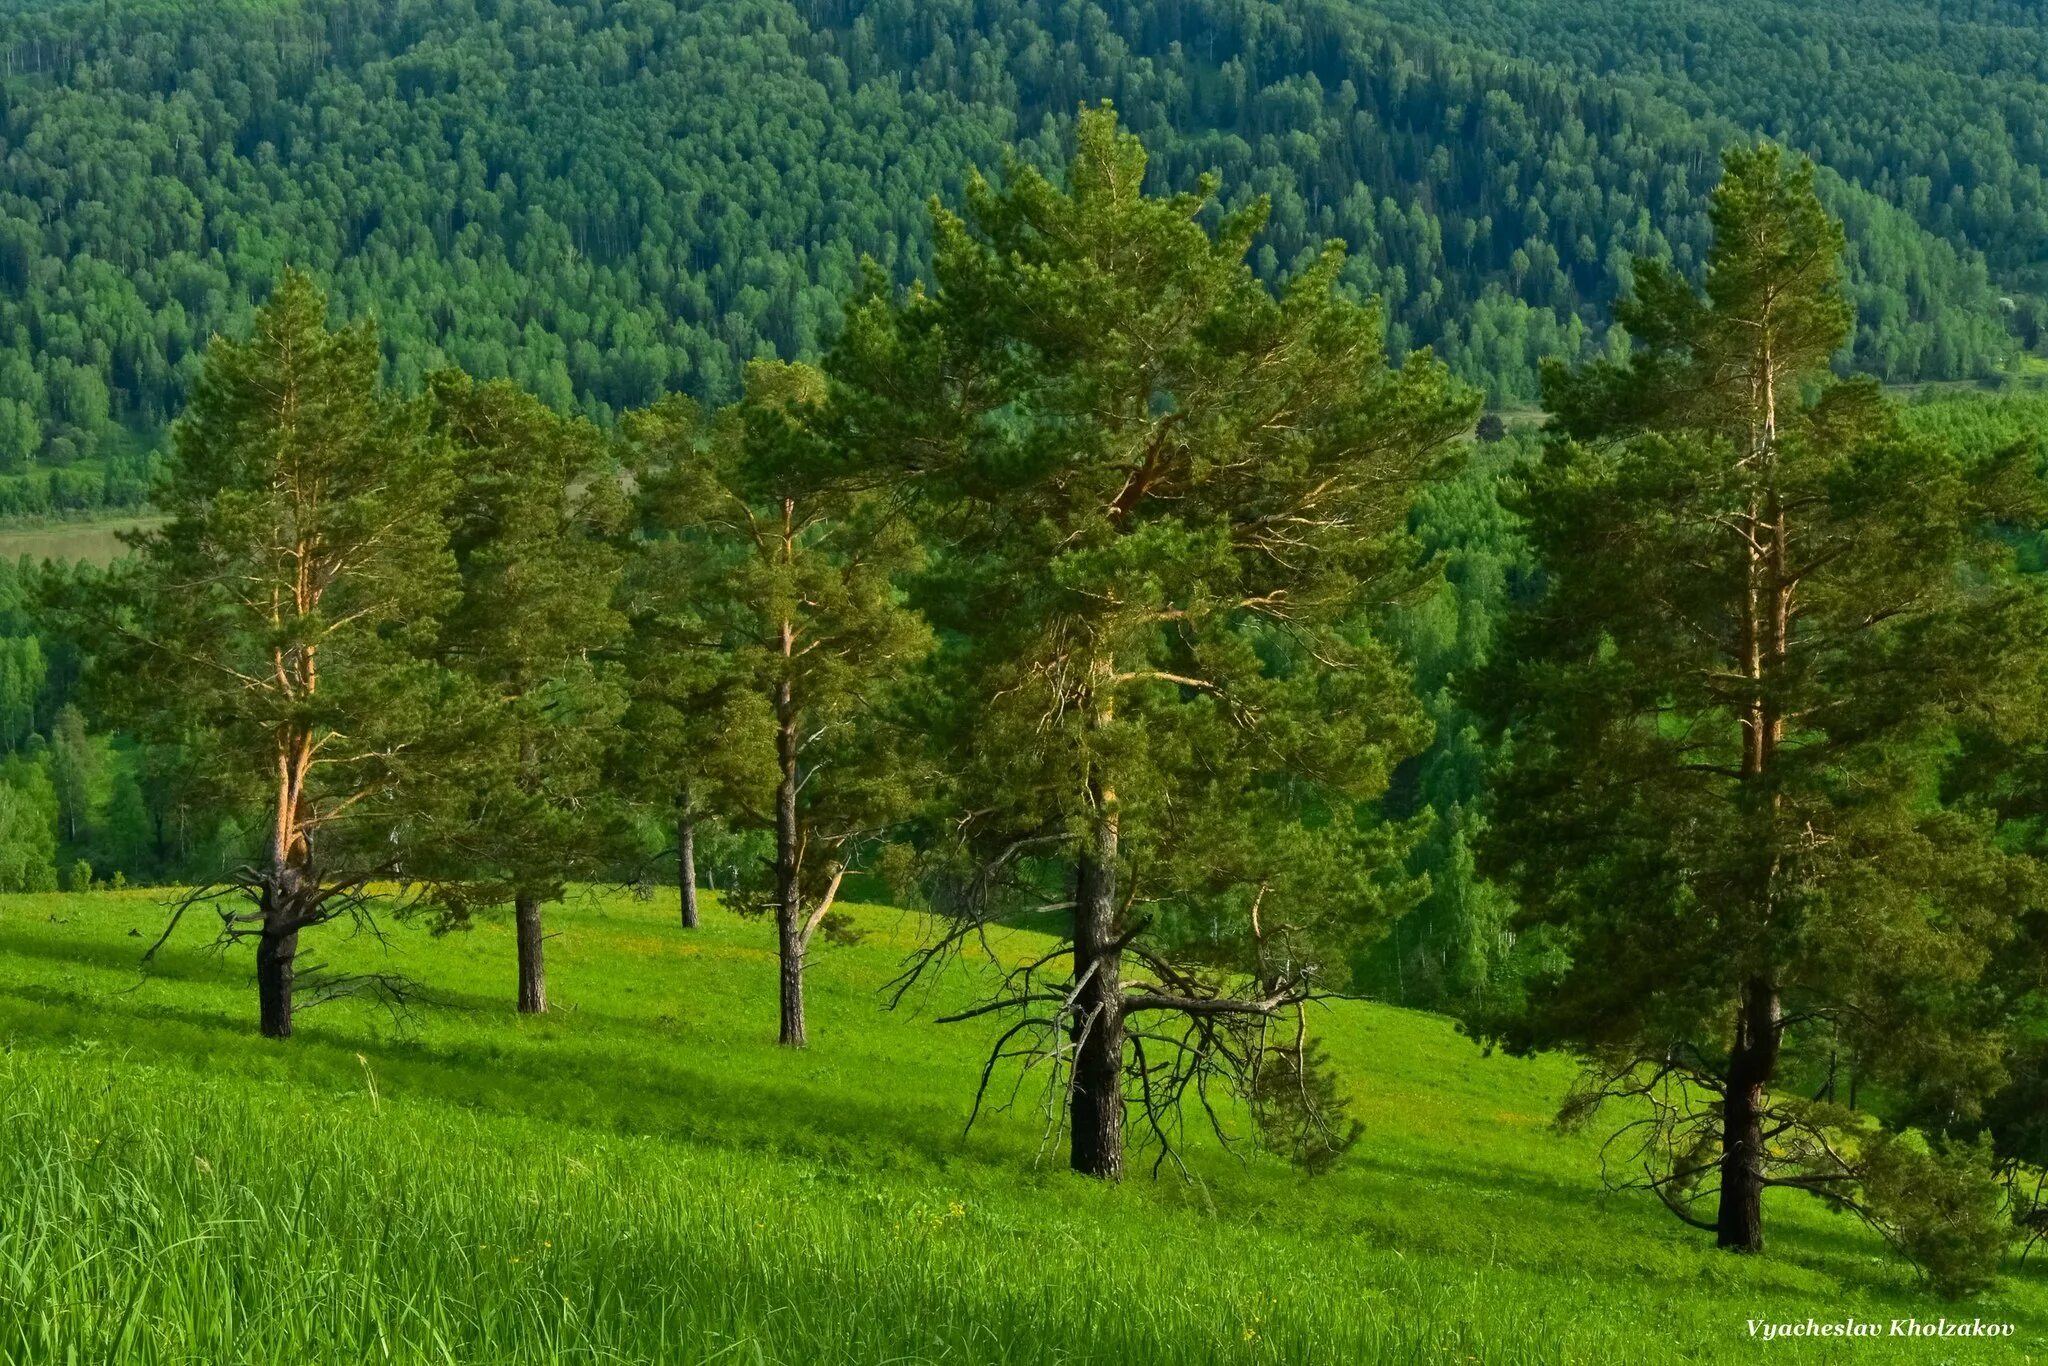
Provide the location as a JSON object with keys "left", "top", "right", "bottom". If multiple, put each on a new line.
{"left": 0, "top": 888, "right": 2043, "bottom": 1362}
{"left": 0, "top": 515, "right": 158, "bottom": 565}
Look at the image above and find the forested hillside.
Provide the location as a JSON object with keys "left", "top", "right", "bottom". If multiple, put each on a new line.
{"left": 1367, "top": 0, "right": 2048, "bottom": 347}
{"left": 0, "top": 0, "right": 2031, "bottom": 512}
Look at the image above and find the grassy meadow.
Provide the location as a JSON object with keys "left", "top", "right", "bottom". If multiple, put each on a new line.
{"left": 0, "top": 887, "right": 2042, "bottom": 1364}
{"left": 0, "top": 517, "right": 161, "bottom": 567}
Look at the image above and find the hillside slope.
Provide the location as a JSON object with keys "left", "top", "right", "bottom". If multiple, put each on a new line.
{"left": 0, "top": 887, "right": 2043, "bottom": 1362}
{"left": 1365, "top": 0, "right": 2048, "bottom": 314}
{"left": 0, "top": 0, "right": 2022, "bottom": 502}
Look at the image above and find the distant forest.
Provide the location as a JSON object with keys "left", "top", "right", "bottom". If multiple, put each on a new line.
{"left": 0, "top": 0, "right": 2037, "bottom": 518}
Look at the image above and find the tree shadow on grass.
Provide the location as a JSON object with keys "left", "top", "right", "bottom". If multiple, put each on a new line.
{"left": 0, "top": 923, "right": 586, "bottom": 1023}
{"left": 1353, "top": 1143, "right": 2048, "bottom": 1319}
{"left": 15, "top": 925, "right": 2044, "bottom": 1320}
{"left": 0, "top": 971, "right": 1039, "bottom": 1181}
{"left": 1, "top": 963, "right": 1938, "bottom": 1304}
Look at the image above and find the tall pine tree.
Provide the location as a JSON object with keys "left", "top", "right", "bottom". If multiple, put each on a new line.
{"left": 90, "top": 271, "right": 458, "bottom": 1038}
{"left": 629, "top": 362, "right": 930, "bottom": 1047}
{"left": 831, "top": 106, "right": 1473, "bottom": 1178}
{"left": 422, "top": 372, "right": 629, "bottom": 1014}
{"left": 1476, "top": 146, "right": 2048, "bottom": 1255}
{"left": 616, "top": 393, "right": 771, "bottom": 932}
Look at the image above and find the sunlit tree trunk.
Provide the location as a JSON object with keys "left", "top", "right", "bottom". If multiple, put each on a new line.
{"left": 678, "top": 809, "right": 699, "bottom": 930}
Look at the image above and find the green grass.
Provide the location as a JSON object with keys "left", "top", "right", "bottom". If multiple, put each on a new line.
{"left": 0, "top": 516, "right": 159, "bottom": 565}
{"left": 0, "top": 888, "right": 2042, "bottom": 1363}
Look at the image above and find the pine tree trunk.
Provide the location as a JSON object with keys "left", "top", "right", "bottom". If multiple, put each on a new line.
{"left": 259, "top": 765, "right": 310, "bottom": 1040}
{"left": 678, "top": 811, "right": 699, "bottom": 930}
{"left": 774, "top": 630, "right": 805, "bottom": 1047}
{"left": 515, "top": 892, "right": 547, "bottom": 1015}
{"left": 255, "top": 922, "right": 297, "bottom": 1040}
{"left": 1716, "top": 977, "right": 1780, "bottom": 1252}
{"left": 1723, "top": 377, "right": 1787, "bottom": 1252}
{"left": 778, "top": 904, "right": 806, "bottom": 1047}
{"left": 1069, "top": 812, "right": 1125, "bottom": 1180}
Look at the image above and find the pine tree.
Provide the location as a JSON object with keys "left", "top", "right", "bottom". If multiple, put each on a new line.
{"left": 615, "top": 393, "right": 771, "bottom": 932}
{"left": 831, "top": 106, "right": 1473, "bottom": 1177}
{"left": 88, "top": 270, "right": 459, "bottom": 1039}
{"left": 628, "top": 362, "right": 930, "bottom": 1047}
{"left": 46, "top": 702, "right": 100, "bottom": 844}
{"left": 1475, "top": 145, "right": 2048, "bottom": 1255}
{"left": 422, "top": 372, "right": 629, "bottom": 1014}
{"left": 94, "top": 768, "right": 156, "bottom": 884}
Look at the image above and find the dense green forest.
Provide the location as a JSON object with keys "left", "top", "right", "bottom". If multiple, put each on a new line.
{"left": 0, "top": 0, "right": 2034, "bottom": 513}
{"left": 1365, "top": 0, "right": 2048, "bottom": 336}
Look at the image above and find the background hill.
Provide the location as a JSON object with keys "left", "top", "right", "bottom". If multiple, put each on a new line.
{"left": 0, "top": 0, "right": 2035, "bottom": 519}
{"left": 3, "top": 885, "right": 2045, "bottom": 1361}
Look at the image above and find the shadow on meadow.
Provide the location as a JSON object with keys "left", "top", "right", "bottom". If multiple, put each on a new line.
{"left": 6, "top": 888, "right": 2048, "bottom": 1332}
{"left": 0, "top": 909, "right": 1077, "bottom": 1181}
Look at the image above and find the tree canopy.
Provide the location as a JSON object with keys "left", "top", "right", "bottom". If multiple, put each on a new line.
{"left": 84, "top": 270, "right": 460, "bottom": 1038}
{"left": 840, "top": 105, "right": 1474, "bottom": 1178}
{"left": 1474, "top": 144, "right": 2048, "bottom": 1272}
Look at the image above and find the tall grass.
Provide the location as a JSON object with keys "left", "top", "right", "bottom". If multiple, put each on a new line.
{"left": 0, "top": 1052, "right": 1623, "bottom": 1364}
{"left": 0, "top": 888, "right": 2043, "bottom": 1362}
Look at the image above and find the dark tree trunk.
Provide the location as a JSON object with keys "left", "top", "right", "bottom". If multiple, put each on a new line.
{"left": 678, "top": 811, "right": 699, "bottom": 930}
{"left": 774, "top": 638, "right": 805, "bottom": 1047}
{"left": 777, "top": 903, "right": 806, "bottom": 1047}
{"left": 1717, "top": 977, "right": 1781, "bottom": 1252}
{"left": 255, "top": 922, "right": 298, "bottom": 1040}
{"left": 1069, "top": 812, "right": 1125, "bottom": 1180}
{"left": 515, "top": 891, "right": 547, "bottom": 1014}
